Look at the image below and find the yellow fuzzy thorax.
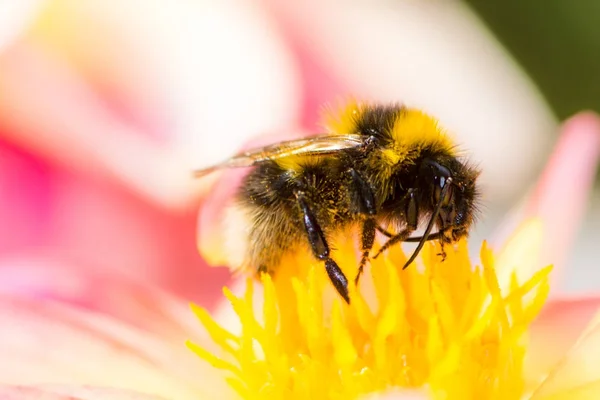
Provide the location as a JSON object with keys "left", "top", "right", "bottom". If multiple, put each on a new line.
{"left": 188, "top": 233, "right": 552, "bottom": 400}
{"left": 274, "top": 101, "right": 457, "bottom": 176}
{"left": 325, "top": 101, "right": 457, "bottom": 166}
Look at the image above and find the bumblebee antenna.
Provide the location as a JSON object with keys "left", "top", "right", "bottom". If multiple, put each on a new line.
{"left": 405, "top": 231, "right": 442, "bottom": 242}
{"left": 403, "top": 177, "right": 452, "bottom": 269}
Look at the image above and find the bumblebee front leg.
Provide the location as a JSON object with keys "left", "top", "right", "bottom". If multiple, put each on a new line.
{"left": 294, "top": 190, "right": 350, "bottom": 303}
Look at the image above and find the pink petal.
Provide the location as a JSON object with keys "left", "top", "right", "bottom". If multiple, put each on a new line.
{"left": 493, "top": 112, "right": 600, "bottom": 287}
{"left": 0, "top": 258, "right": 209, "bottom": 342}
{"left": 528, "top": 113, "right": 600, "bottom": 282}
{"left": 197, "top": 168, "right": 251, "bottom": 267}
{"left": 0, "top": 44, "right": 233, "bottom": 302}
{"left": 525, "top": 295, "right": 600, "bottom": 387}
{"left": 531, "top": 307, "right": 600, "bottom": 398}
{"left": 50, "top": 168, "right": 229, "bottom": 304}
{"left": 0, "top": 294, "right": 232, "bottom": 400}
{"left": 0, "top": 385, "right": 167, "bottom": 400}
{"left": 0, "top": 44, "right": 206, "bottom": 210}
{"left": 0, "top": 140, "right": 52, "bottom": 252}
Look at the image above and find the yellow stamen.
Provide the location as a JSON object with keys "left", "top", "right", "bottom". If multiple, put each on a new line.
{"left": 188, "top": 233, "right": 552, "bottom": 400}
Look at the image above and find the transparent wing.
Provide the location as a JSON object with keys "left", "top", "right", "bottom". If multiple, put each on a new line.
{"left": 193, "top": 134, "right": 365, "bottom": 177}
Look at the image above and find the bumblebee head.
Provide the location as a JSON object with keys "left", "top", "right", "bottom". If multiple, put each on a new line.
{"left": 419, "top": 156, "right": 480, "bottom": 243}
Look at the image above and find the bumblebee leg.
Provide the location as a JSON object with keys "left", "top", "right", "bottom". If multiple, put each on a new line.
{"left": 325, "top": 260, "right": 350, "bottom": 303}
{"left": 295, "top": 190, "right": 350, "bottom": 303}
{"left": 373, "top": 188, "right": 419, "bottom": 259}
{"left": 356, "top": 218, "right": 376, "bottom": 285}
{"left": 347, "top": 168, "right": 378, "bottom": 285}
{"left": 372, "top": 228, "right": 413, "bottom": 259}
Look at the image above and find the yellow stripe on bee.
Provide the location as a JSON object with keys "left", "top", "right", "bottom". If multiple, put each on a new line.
{"left": 322, "top": 99, "right": 364, "bottom": 135}
{"left": 275, "top": 155, "right": 322, "bottom": 173}
{"left": 390, "top": 108, "right": 457, "bottom": 159}
{"left": 381, "top": 148, "right": 402, "bottom": 165}
{"left": 320, "top": 101, "right": 457, "bottom": 169}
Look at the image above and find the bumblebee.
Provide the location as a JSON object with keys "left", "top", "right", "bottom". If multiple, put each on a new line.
{"left": 195, "top": 102, "right": 480, "bottom": 303}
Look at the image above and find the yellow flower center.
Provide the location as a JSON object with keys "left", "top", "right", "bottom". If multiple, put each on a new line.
{"left": 188, "top": 234, "right": 552, "bottom": 400}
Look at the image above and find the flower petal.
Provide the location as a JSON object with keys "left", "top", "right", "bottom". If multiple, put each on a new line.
{"left": 527, "top": 112, "right": 600, "bottom": 285}
{"left": 495, "top": 218, "right": 545, "bottom": 293}
{"left": 197, "top": 168, "right": 250, "bottom": 267}
{"left": 0, "top": 385, "right": 168, "bottom": 400}
{"left": 524, "top": 296, "right": 600, "bottom": 389}
{"left": 493, "top": 112, "right": 600, "bottom": 288}
{"left": 0, "top": 44, "right": 204, "bottom": 210}
{"left": 536, "top": 379, "right": 600, "bottom": 400}
{"left": 0, "top": 297, "right": 182, "bottom": 393}
{"left": 530, "top": 301, "right": 600, "bottom": 398}
{"left": 0, "top": 258, "right": 208, "bottom": 341}
{"left": 0, "top": 293, "right": 233, "bottom": 400}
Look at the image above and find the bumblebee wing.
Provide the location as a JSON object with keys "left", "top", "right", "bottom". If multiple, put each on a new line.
{"left": 193, "top": 134, "right": 365, "bottom": 177}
